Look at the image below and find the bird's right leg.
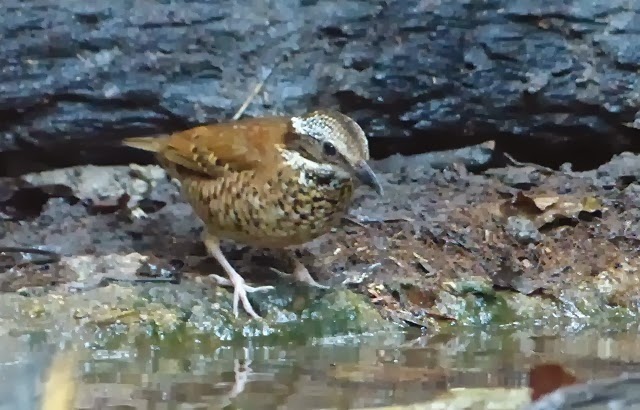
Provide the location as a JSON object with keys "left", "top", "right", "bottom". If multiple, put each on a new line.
{"left": 269, "top": 249, "right": 329, "bottom": 289}
{"left": 203, "top": 234, "right": 274, "bottom": 319}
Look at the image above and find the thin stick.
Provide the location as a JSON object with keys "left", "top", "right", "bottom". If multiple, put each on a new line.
{"left": 232, "top": 52, "right": 286, "bottom": 120}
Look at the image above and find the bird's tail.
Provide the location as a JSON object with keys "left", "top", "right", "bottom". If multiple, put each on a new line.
{"left": 121, "top": 135, "right": 167, "bottom": 153}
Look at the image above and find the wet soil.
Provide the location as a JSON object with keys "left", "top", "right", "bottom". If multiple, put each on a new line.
{"left": 3, "top": 149, "right": 640, "bottom": 408}
{"left": 3, "top": 149, "right": 640, "bottom": 336}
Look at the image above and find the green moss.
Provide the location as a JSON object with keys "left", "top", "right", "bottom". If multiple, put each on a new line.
{"left": 0, "top": 281, "right": 397, "bottom": 349}
{"left": 433, "top": 277, "right": 640, "bottom": 332}
{"left": 180, "top": 284, "right": 396, "bottom": 344}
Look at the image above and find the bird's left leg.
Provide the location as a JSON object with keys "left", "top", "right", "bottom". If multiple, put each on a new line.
{"left": 204, "top": 234, "right": 273, "bottom": 319}
{"left": 270, "top": 249, "right": 329, "bottom": 289}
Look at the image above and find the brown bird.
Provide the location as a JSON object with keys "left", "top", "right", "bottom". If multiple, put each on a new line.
{"left": 122, "top": 110, "right": 383, "bottom": 319}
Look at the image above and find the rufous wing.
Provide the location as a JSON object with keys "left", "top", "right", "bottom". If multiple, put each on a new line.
{"left": 122, "top": 116, "right": 291, "bottom": 178}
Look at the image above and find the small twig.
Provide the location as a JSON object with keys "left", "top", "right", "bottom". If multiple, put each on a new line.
{"left": 232, "top": 53, "right": 286, "bottom": 121}
{"left": 382, "top": 216, "right": 415, "bottom": 223}
{"left": 413, "top": 252, "right": 435, "bottom": 275}
{"left": 0, "top": 246, "right": 61, "bottom": 270}
{"left": 503, "top": 152, "right": 558, "bottom": 175}
{"left": 345, "top": 215, "right": 414, "bottom": 225}
{"left": 341, "top": 216, "right": 366, "bottom": 227}
{"left": 66, "top": 275, "right": 181, "bottom": 293}
{"left": 102, "top": 276, "right": 181, "bottom": 285}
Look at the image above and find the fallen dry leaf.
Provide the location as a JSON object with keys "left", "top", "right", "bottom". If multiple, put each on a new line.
{"left": 84, "top": 193, "right": 131, "bottom": 215}
{"left": 499, "top": 191, "right": 604, "bottom": 229}
{"left": 529, "top": 362, "right": 578, "bottom": 401}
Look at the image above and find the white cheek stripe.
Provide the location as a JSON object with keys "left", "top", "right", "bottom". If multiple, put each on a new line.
{"left": 280, "top": 149, "right": 350, "bottom": 187}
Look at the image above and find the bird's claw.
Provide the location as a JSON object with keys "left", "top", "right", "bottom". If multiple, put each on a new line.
{"left": 209, "top": 274, "right": 274, "bottom": 319}
{"left": 269, "top": 267, "right": 329, "bottom": 289}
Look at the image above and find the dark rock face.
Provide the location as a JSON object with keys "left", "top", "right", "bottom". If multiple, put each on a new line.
{"left": 2, "top": 0, "right": 640, "bottom": 175}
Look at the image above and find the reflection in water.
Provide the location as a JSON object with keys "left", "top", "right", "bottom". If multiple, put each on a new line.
{"left": 4, "top": 327, "right": 640, "bottom": 409}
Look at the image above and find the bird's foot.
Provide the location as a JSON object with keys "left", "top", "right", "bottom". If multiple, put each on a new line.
{"left": 269, "top": 257, "right": 329, "bottom": 290}
{"left": 203, "top": 235, "right": 274, "bottom": 320}
{"left": 209, "top": 274, "right": 274, "bottom": 319}
{"left": 209, "top": 274, "right": 273, "bottom": 292}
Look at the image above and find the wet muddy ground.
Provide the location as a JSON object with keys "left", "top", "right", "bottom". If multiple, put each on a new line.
{"left": 3, "top": 149, "right": 640, "bottom": 331}
{"left": 3, "top": 148, "right": 640, "bottom": 408}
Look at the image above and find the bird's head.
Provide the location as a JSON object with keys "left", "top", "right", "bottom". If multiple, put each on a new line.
{"left": 288, "top": 110, "right": 383, "bottom": 195}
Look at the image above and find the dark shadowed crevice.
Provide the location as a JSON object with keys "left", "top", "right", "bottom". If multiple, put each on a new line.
{"left": 3, "top": 0, "right": 640, "bottom": 175}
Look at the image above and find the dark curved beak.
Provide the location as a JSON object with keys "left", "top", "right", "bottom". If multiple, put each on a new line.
{"left": 353, "top": 160, "right": 384, "bottom": 196}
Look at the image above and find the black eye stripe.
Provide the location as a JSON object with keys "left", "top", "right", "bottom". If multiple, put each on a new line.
{"left": 323, "top": 141, "right": 337, "bottom": 156}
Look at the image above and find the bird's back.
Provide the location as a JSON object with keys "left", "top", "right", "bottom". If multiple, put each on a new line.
{"left": 123, "top": 115, "right": 290, "bottom": 179}
{"left": 123, "top": 116, "right": 356, "bottom": 248}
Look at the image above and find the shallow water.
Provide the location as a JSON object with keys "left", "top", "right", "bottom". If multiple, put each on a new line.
{"left": 4, "top": 326, "right": 640, "bottom": 409}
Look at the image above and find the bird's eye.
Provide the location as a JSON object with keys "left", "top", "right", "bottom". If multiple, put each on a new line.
{"left": 323, "top": 141, "right": 337, "bottom": 156}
